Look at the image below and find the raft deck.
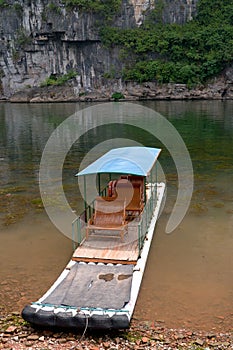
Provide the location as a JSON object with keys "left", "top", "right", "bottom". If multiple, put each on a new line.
{"left": 72, "top": 183, "right": 165, "bottom": 265}
{"left": 42, "top": 262, "right": 134, "bottom": 311}
{"left": 72, "top": 220, "right": 140, "bottom": 265}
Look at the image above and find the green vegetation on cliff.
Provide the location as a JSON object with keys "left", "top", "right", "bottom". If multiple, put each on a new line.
{"left": 40, "top": 71, "right": 77, "bottom": 87}
{"left": 0, "top": 0, "right": 8, "bottom": 7}
{"left": 100, "top": 0, "right": 233, "bottom": 85}
{"left": 62, "top": 0, "right": 121, "bottom": 10}
{"left": 62, "top": 0, "right": 121, "bottom": 21}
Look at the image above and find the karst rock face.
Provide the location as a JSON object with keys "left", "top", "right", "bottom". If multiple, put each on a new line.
{"left": 0, "top": 0, "right": 199, "bottom": 99}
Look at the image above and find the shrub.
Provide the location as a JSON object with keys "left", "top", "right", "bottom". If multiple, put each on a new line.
{"left": 112, "top": 92, "right": 125, "bottom": 101}
{"left": 0, "top": 0, "right": 8, "bottom": 8}
{"left": 100, "top": 0, "right": 233, "bottom": 84}
{"left": 47, "top": 2, "right": 62, "bottom": 14}
{"left": 62, "top": 0, "right": 121, "bottom": 22}
{"left": 40, "top": 71, "right": 77, "bottom": 87}
{"left": 16, "top": 30, "right": 32, "bottom": 48}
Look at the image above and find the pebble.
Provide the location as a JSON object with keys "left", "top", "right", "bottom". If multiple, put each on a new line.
{"left": 58, "top": 338, "right": 67, "bottom": 344}
{"left": 206, "top": 332, "right": 216, "bottom": 338}
{"left": 27, "top": 334, "right": 39, "bottom": 341}
{"left": 141, "top": 336, "right": 149, "bottom": 343}
{"left": 1, "top": 338, "right": 7, "bottom": 344}
{"left": 25, "top": 341, "right": 33, "bottom": 346}
{"left": 195, "top": 338, "right": 204, "bottom": 346}
{"left": 5, "top": 325, "right": 17, "bottom": 333}
{"left": 2, "top": 334, "right": 11, "bottom": 338}
{"left": 222, "top": 341, "right": 230, "bottom": 346}
{"left": 67, "top": 336, "right": 76, "bottom": 341}
{"left": 0, "top": 312, "right": 233, "bottom": 350}
{"left": 18, "top": 333, "right": 28, "bottom": 338}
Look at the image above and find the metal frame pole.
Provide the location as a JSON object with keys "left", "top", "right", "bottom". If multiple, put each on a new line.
{"left": 98, "top": 173, "right": 101, "bottom": 195}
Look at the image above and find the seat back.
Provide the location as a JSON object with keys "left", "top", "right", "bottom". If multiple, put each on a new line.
{"left": 117, "top": 176, "right": 144, "bottom": 211}
{"left": 93, "top": 197, "right": 126, "bottom": 227}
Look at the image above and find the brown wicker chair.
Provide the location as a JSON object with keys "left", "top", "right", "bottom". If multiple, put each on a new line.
{"left": 116, "top": 176, "right": 144, "bottom": 218}
{"left": 86, "top": 197, "right": 127, "bottom": 241}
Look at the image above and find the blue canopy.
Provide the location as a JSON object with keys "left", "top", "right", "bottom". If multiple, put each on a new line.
{"left": 76, "top": 147, "right": 161, "bottom": 177}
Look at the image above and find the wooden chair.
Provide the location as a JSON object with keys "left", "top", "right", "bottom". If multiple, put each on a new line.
{"left": 86, "top": 197, "right": 127, "bottom": 241}
{"left": 117, "top": 176, "right": 144, "bottom": 218}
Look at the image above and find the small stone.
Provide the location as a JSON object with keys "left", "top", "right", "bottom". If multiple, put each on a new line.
{"left": 39, "top": 336, "right": 45, "bottom": 341}
{"left": 5, "top": 325, "right": 17, "bottom": 333}
{"left": 209, "top": 341, "right": 224, "bottom": 347}
{"left": 186, "top": 331, "right": 193, "bottom": 336}
{"left": 103, "top": 341, "right": 111, "bottom": 348}
{"left": 25, "top": 341, "right": 33, "bottom": 347}
{"left": 12, "top": 311, "right": 20, "bottom": 315}
{"left": 222, "top": 341, "right": 230, "bottom": 347}
{"left": 156, "top": 319, "right": 165, "bottom": 323}
{"left": 150, "top": 340, "right": 157, "bottom": 346}
{"left": 174, "top": 333, "right": 185, "bottom": 340}
{"left": 1, "top": 338, "right": 7, "bottom": 344}
{"left": 115, "top": 337, "right": 120, "bottom": 344}
{"left": 195, "top": 338, "right": 204, "bottom": 346}
{"left": 153, "top": 334, "right": 162, "bottom": 341}
{"left": 67, "top": 336, "right": 76, "bottom": 341}
{"left": 141, "top": 336, "right": 149, "bottom": 343}
{"left": 18, "top": 333, "right": 28, "bottom": 338}
{"left": 59, "top": 338, "right": 67, "bottom": 344}
{"left": 206, "top": 333, "right": 216, "bottom": 339}
{"left": 0, "top": 282, "right": 7, "bottom": 286}
{"left": 27, "top": 334, "right": 39, "bottom": 341}
{"left": 53, "top": 332, "right": 62, "bottom": 338}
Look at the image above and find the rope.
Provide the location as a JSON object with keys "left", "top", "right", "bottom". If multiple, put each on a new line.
{"left": 69, "top": 311, "right": 89, "bottom": 349}
{"left": 79, "top": 311, "right": 89, "bottom": 343}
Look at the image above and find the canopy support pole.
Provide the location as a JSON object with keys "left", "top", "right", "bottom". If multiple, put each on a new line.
{"left": 150, "top": 169, "right": 153, "bottom": 194}
{"left": 144, "top": 176, "right": 146, "bottom": 204}
{"left": 97, "top": 173, "right": 101, "bottom": 195}
{"left": 83, "top": 175, "right": 87, "bottom": 213}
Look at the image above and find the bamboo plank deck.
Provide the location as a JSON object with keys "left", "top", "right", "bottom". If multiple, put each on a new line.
{"left": 72, "top": 220, "right": 140, "bottom": 265}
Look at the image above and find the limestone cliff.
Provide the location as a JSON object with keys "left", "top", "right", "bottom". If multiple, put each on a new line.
{"left": 0, "top": 0, "right": 200, "bottom": 100}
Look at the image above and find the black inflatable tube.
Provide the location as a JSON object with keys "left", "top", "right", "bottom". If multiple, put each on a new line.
{"left": 22, "top": 305, "right": 130, "bottom": 330}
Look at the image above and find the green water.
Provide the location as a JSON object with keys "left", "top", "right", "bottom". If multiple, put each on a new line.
{"left": 0, "top": 100, "right": 232, "bottom": 330}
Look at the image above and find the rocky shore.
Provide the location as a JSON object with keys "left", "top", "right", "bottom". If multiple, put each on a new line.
{"left": 3, "top": 75, "right": 233, "bottom": 104}
{"left": 0, "top": 312, "right": 232, "bottom": 350}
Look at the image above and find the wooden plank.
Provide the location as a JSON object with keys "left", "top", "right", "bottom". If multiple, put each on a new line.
{"left": 72, "top": 242, "right": 139, "bottom": 263}
{"left": 72, "top": 222, "right": 139, "bottom": 264}
{"left": 72, "top": 256, "right": 137, "bottom": 265}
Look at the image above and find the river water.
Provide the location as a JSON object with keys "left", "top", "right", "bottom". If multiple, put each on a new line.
{"left": 0, "top": 101, "right": 232, "bottom": 331}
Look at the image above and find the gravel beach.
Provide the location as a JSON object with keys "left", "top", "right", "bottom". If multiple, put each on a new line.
{"left": 0, "top": 313, "right": 233, "bottom": 350}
